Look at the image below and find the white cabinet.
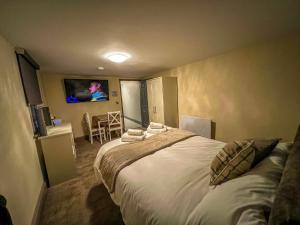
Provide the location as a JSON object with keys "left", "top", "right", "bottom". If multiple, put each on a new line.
{"left": 147, "top": 77, "right": 164, "bottom": 123}
{"left": 38, "top": 123, "right": 77, "bottom": 186}
{"left": 146, "top": 77, "right": 178, "bottom": 127}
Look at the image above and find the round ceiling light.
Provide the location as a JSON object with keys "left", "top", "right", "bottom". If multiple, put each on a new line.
{"left": 105, "top": 52, "right": 131, "bottom": 63}
{"left": 97, "top": 66, "right": 104, "bottom": 70}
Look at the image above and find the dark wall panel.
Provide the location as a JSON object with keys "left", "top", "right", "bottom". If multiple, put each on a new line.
{"left": 17, "top": 55, "right": 42, "bottom": 105}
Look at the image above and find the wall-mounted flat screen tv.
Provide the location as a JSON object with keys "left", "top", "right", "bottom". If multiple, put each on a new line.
{"left": 64, "top": 79, "right": 109, "bottom": 103}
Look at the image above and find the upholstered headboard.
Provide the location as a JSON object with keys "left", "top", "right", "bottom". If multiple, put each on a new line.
{"left": 180, "top": 115, "right": 211, "bottom": 138}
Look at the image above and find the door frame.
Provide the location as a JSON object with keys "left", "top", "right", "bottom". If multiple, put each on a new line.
{"left": 119, "top": 79, "right": 143, "bottom": 130}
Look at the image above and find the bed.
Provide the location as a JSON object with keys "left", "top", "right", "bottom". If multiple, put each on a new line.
{"left": 93, "top": 130, "right": 291, "bottom": 225}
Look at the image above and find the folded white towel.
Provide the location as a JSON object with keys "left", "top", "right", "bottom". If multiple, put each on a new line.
{"left": 127, "top": 129, "right": 144, "bottom": 136}
{"left": 147, "top": 126, "right": 167, "bottom": 134}
{"left": 121, "top": 133, "right": 146, "bottom": 142}
{"left": 150, "top": 122, "right": 164, "bottom": 129}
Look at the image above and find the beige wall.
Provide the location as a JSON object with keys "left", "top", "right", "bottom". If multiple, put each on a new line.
{"left": 0, "top": 35, "right": 44, "bottom": 225}
{"left": 40, "top": 73, "right": 122, "bottom": 138}
{"left": 153, "top": 34, "right": 300, "bottom": 142}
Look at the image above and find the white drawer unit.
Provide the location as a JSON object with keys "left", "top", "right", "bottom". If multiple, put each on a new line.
{"left": 38, "top": 123, "right": 77, "bottom": 186}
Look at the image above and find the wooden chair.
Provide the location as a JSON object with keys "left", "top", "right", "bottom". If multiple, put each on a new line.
{"left": 84, "top": 112, "right": 99, "bottom": 144}
{"left": 107, "top": 111, "right": 123, "bottom": 140}
{"left": 97, "top": 120, "right": 106, "bottom": 144}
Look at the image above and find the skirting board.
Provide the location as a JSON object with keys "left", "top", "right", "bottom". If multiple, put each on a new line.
{"left": 31, "top": 182, "right": 47, "bottom": 225}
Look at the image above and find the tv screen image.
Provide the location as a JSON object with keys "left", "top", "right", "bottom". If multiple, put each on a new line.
{"left": 64, "top": 79, "right": 109, "bottom": 103}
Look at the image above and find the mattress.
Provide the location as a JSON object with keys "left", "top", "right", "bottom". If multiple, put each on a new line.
{"left": 94, "top": 135, "right": 289, "bottom": 225}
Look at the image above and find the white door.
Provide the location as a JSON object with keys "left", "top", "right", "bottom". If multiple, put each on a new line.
{"left": 146, "top": 78, "right": 164, "bottom": 124}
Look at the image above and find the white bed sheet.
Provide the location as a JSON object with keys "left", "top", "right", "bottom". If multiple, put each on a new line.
{"left": 93, "top": 136, "right": 289, "bottom": 225}
{"left": 94, "top": 135, "right": 225, "bottom": 224}
{"left": 93, "top": 132, "right": 155, "bottom": 203}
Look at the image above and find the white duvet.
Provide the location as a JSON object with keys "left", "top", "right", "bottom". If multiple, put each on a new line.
{"left": 94, "top": 135, "right": 289, "bottom": 225}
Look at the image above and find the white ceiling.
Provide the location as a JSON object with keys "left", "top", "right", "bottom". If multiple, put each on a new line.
{"left": 0, "top": 1, "right": 300, "bottom": 77}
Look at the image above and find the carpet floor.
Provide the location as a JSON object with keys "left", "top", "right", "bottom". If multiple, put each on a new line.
{"left": 39, "top": 138, "right": 125, "bottom": 225}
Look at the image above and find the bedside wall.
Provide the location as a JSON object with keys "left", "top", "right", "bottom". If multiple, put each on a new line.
{"left": 152, "top": 33, "right": 300, "bottom": 142}
{"left": 0, "top": 35, "right": 44, "bottom": 225}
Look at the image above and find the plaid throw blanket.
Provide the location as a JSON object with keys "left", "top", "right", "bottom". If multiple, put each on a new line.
{"left": 100, "top": 129, "right": 196, "bottom": 193}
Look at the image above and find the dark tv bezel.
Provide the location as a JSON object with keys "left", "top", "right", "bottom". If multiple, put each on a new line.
{"left": 63, "top": 78, "right": 109, "bottom": 103}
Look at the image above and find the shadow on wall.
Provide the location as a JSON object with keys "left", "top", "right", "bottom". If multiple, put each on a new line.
{"left": 211, "top": 121, "right": 216, "bottom": 140}
{"left": 82, "top": 117, "right": 88, "bottom": 133}
{"left": 81, "top": 115, "right": 89, "bottom": 139}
